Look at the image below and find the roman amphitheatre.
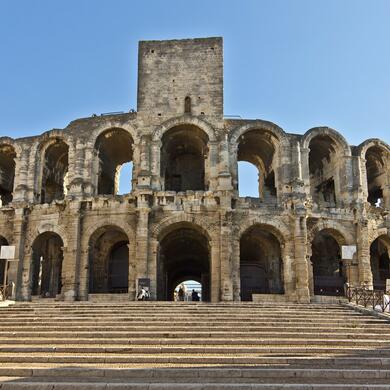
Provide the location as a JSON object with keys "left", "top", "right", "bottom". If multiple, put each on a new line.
{"left": 0, "top": 37, "right": 389, "bottom": 389}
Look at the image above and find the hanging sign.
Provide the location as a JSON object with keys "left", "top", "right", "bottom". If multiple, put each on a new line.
{"left": 341, "top": 245, "right": 357, "bottom": 260}
{"left": 0, "top": 246, "right": 16, "bottom": 260}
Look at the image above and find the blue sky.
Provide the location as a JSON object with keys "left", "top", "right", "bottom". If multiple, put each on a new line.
{"left": 1, "top": 0, "right": 389, "bottom": 195}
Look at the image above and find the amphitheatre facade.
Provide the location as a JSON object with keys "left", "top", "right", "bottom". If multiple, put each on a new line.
{"left": 0, "top": 37, "right": 389, "bottom": 303}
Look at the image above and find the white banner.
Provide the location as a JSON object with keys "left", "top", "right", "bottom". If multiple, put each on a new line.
{"left": 342, "top": 245, "right": 357, "bottom": 260}
{"left": 0, "top": 246, "right": 16, "bottom": 260}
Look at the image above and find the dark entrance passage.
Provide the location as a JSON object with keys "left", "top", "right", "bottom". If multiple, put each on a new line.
{"left": 31, "top": 232, "right": 64, "bottom": 298}
{"left": 157, "top": 224, "right": 210, "bottom": 301}
{"left": 311, "top": 229, "right": 345, "bottom": 296}
{"left": 240, "top": 225, "right": 284, "bottom": 301}
{"left": 89, "top": 227, "right": 129, "bottom": 293}
{"left": 370, "top": 235, "right": 390, "bottom": 290}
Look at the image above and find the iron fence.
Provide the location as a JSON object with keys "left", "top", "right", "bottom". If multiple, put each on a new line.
{"left": 346, "top": 286, "right": 390, "bottom": 313}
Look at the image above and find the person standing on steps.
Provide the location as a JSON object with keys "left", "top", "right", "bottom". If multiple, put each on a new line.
{"left": 178, "top": 286, "right": 185, "bottom": 301}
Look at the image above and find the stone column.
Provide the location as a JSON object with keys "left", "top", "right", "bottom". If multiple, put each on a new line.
{"left": 300, "top": 147, "right": 311, "bottom": 196}
{"left": 210, "top": 242, "right": 221, "bottom": 303}
{"left": 10, "top": 208, "right": 28, "bottom": 300}
{"left": 357, "top": 219, "right": 373, "bottom": 288}
{"left": 294, "top": 214, "right": 311, "bottom": 303}
{"left": 282, "top": 241, "right": 296, "bottom": 298}
{"left": 77, "top": 248, "right": 89, "bottom": 301}
{"left": 217, "top": 136, "right": 233, "bottom": 191}
{"left": 231, "top": 237, "right": 241, "bottom": 301}
{"left": 135, "top": 194, "right": 151, "bottom": 298}
{"left": 60, "top": 201, "right": 82, "bottom": 301}
{"left": 150, "top": 140, "right": 162, "bottom": 190}
{"left": 219, "top": 211, "right": 233, "bottom": 301}
{"left": 12, "top": 146, "right": 29, "bottom": 203}
{"left": 128, "top": 240, "right": 137, "bottom": 301}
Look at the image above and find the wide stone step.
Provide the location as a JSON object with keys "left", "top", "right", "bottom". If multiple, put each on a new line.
{"left": 1, "top": 354, "right": 390, "bottom": 365}
{"left": 0, "top": 344, "right": 390, "bottom": 355}
{"left": 1, "top": 381, "right": 390, "bottom": 389}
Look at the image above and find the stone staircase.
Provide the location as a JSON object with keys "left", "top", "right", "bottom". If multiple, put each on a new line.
{"left": 0, "top": 301, "right": 389, "bottom": 389}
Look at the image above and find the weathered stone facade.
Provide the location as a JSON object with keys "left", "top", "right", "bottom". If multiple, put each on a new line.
{"left": 0, "top": 37, "right": 389, "bottom": 303}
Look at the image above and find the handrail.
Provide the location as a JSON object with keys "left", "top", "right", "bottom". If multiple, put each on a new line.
{"left": 346, "top": 286, "right": 390, "bottom": 313}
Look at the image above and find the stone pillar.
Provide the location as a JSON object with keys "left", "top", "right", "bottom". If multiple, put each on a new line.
{"left": 217, "top": 136, "right": 233, "bottom": 191}
{"left": 219, "top": 211, "right": 233, "bottom": 301}
{"left": 208, "top": 141, "right": 219, "bottom": 191}
{"left": 210, "top": 242, "right": 221, "bottom": 303}
{"left": 357, "top": 219, "right": 373, "bottom": 288}
{"left": 231, "top": 237, "right": 241, "bottom": 301}
{"left": 19, "top": 245, "right": 33, "bottom": 301}
{"left": 12, "top": 146, "right": 29, "bottom": 203}
{"left": 300, "top": 147, "right": 311, "bottom": 196}
{"left": 10, "top": 208, "right": 28, "bottom": 300}
{"left": 150, "top": 140, "right": 162, "bottom": 190}
{"left": 294, "top": 215, "right": 311, "bottom": 303}
{"left": 282, "top": 241, "right": 296, "bottom": 298}
{"left": 135, "top": 194, "right": 151, "bottom": 298}
{"left": 128, "top": 240, "right": 137, "bottom": 301}
{"left": 77, "top": 248, "right": 89, "bottom": 301}
{"left": 60, "top": 201, "right": 82, "bottom": 301}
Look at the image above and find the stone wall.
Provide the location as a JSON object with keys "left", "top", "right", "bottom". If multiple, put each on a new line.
{"left": 0, "top": 37, "right": 389, "bottom": 303}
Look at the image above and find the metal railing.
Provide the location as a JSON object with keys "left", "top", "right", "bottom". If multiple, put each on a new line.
{"left": 0, "top": 284, "right": 8, "bottom": 301}
{"left": 346, "top": 286, "right": 390, "bottom": 313}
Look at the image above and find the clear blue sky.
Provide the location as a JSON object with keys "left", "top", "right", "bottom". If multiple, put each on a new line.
{"left": 1, "top": 0, "right": 389, "bottom": 194}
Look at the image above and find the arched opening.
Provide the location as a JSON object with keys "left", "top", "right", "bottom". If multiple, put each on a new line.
{"left": 238, "top": 161, "right": 260, "bottom": 197}
{"left": 0, "top": 144, "right": 16, "bottom": 206}
{"left": 370, "top": 235, "right": 390, "bottom": 290}
{"left": 0, "top": 236, "right": 9, "bottom": 289}
{"left": 240, "top": 225, "right": 284, "bottom": 301}
{"left": 237, "top": 129, "right": 277, "bottom": 203}
{"left": 161, "top": 125, "right": 208, "bottom": 192}
{"left": 40, "top": 139, "right": 69, "bottom": 204}
{"left": 31, "top": 232, "right": 64, "bottom": 298}
{"left": 88, "top": 226, "right": 129, "bottom": 294}
{"left": 157, "top": 223, "right": 210, "bottom": 301}
{"left": 308, "top": 135, "right": 340, "bottom": 207}
{"left": 311, "top": 229, "right": 345, "bottom": 296}
{"left": 95, "top": 129, "right": 134, "bottom": 195}
{"left": 365, "top": 146, "right": 388, "bottom": 207}
{"left": 117, "top": 162, "right": 133, "bottom": 195}
{"left": 184, "top": 96, "right": 191, "bottom": 114}
{"left": 174, "top": 280, "right": 202, "bottom": 301}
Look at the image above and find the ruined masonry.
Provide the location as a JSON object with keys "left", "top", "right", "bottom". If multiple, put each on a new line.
{"left": 0, "top": 37, "right": 389, "bottom": 303}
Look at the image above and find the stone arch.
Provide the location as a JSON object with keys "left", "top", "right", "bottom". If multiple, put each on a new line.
{"left": 90, "top": 123, "right": 138, "bottom": 147}
{"left": 307, "top": 221, "right": 353, "bottom": 247}
{"left": 229, "top": 121, "right": 288, "bottom": 200}
{"left": 150, "top": 214, "right": 215, "bottom": 243}
{"left": 239, "top": 222, "right": 286, "bottom": 300}
{"left": 152, "top": 116, "right": 217, "bottom": 143}
{"left": 34, "top": 134, "right": 70, "bottom": 204}
{"left": 229, "top": 120, "right": 288, "bottom": 146}
{"left": 302, "top": 127, "right": 351, "bottom": 208}
{"left": 301, "top": 127, "right": 351, "bottom": 156}
{"left": 93, "top": 127, "right": 135, "bottom": 195}
{"left": 82, "top": 219, "right": 135, "bottom": 250}
{"left": 30, "top": 231, "right": 65, "bottom": 298}
{"left": 369, "top": 233, "right": 390, "bottom": 290}
{"left": 154, "top": 219, "right": 212, "bottom": 301}
{"left": 32, "top": 223, "right": 69, "bottom": 249}
{"left": 309, "top": 225, "right": 347, "bottom": 296}
{"left": 238, "top": 218, "right": 290, "bottom": 245}
{"left": 358, "top": 139, "right": 390, "bottom": 207}
{"left": 357, "top": 138, "right": 390, "bottom": 159}
{"left": 87, "top": 224, "right": 131, "bottom": 294}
